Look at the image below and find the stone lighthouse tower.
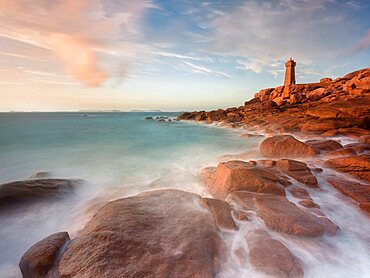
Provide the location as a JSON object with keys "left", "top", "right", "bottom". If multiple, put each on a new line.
{"left": 284, "top": 58, "right": 296, "bottom": 85}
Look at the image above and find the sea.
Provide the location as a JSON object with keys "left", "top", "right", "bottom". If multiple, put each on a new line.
{"left": 0, "top": 112, "right": 251, "bottom": 277}
{"left": 0, "top": 112, "right": 369, "bottom": 277}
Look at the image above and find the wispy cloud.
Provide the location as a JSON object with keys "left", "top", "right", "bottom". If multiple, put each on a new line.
{"left": 154, "top": 51, "right": 213, "bottom": 62}
{"left": 208, "top": 0, "right": 361, "bottom": 73}
{"left": 182, "top": 61, "right": 232, "bottom": 78}
{"left": 0, "top": 51, "right": 46, "bottom": 61}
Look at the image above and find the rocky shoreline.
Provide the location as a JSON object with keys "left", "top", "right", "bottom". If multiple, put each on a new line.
{"left": 16, "top": 68, "right": 369, "bottom": 277}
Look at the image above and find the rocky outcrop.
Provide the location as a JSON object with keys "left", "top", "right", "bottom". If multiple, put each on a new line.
{"left": 19, "top": 232, "right": 70, "bottom": 278}
{"left": 178, "top": 68, "right": 370, "bottom": 139}
{"left": 246, "top": 230, "right": 304, "bottom": 278}
{"left": 260, "top": 135, "right": 318, "bottom": 158}
{"left": 200, "top": 160, "right": 287, "bottom": 199}
{"left": 325, "top": 155, "right": 370, "bottom": 182}
{"left": 56, "top": 189, "right": 224, "bottom": 277}
{"left": 0, "top": 179, "right": 79, "bottom": 211}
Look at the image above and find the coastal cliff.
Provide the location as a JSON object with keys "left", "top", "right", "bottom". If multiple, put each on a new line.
{"left": 17, "top": 68, "right": 370, "bottom": 278}
{"left": 178, "top": 68, "right": 370, "bottom": 138}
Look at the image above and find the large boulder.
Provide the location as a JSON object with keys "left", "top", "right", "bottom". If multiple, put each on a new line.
{"left": 200, "top": 161, "right": 287, "bottom": 199}
{"left": 57, "top": 189, "right": 224, "bottom": 277}
{"left": 276, "top": 159, "right": 318, "bottom": 187}
{"left": 260, "top": 135, "right": 318, "bottom": 158}
{"left": 19, "top": 232, "right": 70, "bottom": 278}
{"left": 246, "top": 230, "right": 303, "bottom": 278}
{"left": 0, "top": 179, "right": 78, "bottom": 211}
{"left": 325, "top": 155, "right": 370, "bottom": 182}
{"left": 229, "top": 191, "right": 338, "bottom": 236}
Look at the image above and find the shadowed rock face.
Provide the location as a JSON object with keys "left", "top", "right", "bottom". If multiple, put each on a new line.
{"left": 0, "top": 179, "right": 78, "bottom": 211}
{"left": 19, "top": 232, "right": 70, "bottom": 278}
{"left": 57, "top": 189, "right": 224, "bottom": 278}
{"left": 260, "top": 135, "right": 318, "bottom": 158}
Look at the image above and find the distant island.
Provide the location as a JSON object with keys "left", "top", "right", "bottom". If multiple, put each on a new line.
{"left": 130, "top": 109, "right": 162, "bottom": 112}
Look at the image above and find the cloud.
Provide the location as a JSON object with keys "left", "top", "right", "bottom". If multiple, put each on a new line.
{"left": 50, "top": 34, "right": 106, "bottom": 87}
{"left": 182, "top": 61, "right": 232, "bottom": 78}
{"left": 0, "top": 0, "right": 153, "bottom": 86}
{"left": 236, "top": 59, "right": 263, "bottom": 74}
{"left": 154, "top": 51, "right": 213, "bottom": 62}
{"left": 353, "top": 29, "right": 370, "bottom": 52}
{"left": 208, "top": 0, "right": 359, "bottom": 73}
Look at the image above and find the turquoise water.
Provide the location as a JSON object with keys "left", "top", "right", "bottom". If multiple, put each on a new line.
{"left": 0, "top": 112, "right": 250, "bottom": 185}
{"left": 0, "top": 112, "right": 253, "bottom": 277}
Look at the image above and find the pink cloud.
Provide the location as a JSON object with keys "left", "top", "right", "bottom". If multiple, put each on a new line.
{"left": 0, "top": 0, "right": 151, "bottom": 86}
{"left": 51, "top": 34, "right": 106, "bottom": 87}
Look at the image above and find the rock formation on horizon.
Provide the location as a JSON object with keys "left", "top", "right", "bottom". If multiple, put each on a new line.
{"left": 178, "top": 65, "right": 370, "bottom": 138}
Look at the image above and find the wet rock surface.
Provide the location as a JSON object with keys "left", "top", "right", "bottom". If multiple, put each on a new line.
{"left": 57, "top": 189, "right": 224, "bottom": 278}
{"left": 229, "top": 191, "right": 338, "bottom": 237}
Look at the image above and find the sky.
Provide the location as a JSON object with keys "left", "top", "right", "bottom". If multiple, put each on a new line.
{"left": 0, "top": 0, "right": 370, "bottom": 112}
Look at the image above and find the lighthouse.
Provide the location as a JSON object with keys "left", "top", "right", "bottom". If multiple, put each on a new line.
{"left": 284, "top": 58, "right": 296, "bottom": 86}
